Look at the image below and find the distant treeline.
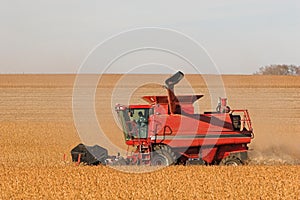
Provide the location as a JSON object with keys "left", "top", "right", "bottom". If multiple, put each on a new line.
{"left": 254, "top": 64, "right": 300, "bottom": 75}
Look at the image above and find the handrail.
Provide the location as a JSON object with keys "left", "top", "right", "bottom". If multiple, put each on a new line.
{"left": 162, "top": 125, "right": 173, "bottom": 142}
{"left": 230, "top": 109, "right": 253, "bottom": 132}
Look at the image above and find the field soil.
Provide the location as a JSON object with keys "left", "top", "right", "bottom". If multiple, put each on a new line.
{"left": 0, "top": 74, "right": 299, "bottom": 199}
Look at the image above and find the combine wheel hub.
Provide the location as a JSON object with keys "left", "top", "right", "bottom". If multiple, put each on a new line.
{"left": 151, "top": 145, "right": 176, "bottom": 166}
{"left": 151, "top": 154, "right": 170, "bottom": 166}
{"left": 220, "top": 154, "right": 243, "bottom": 166}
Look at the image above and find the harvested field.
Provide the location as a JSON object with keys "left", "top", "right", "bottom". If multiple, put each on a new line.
{"left": 0, "top": 74, "right": 299, "bottom": 199}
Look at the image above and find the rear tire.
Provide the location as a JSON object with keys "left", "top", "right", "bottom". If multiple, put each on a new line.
{"left": 220, "top": 155, "right": 243, "bottom": 166}
{"left": 151, "top": 145, "right": 176, "bottom": 166}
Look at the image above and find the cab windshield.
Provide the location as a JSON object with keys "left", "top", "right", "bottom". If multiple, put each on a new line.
{"left": 117, "top": 108, "right": 151, "bottom": 140}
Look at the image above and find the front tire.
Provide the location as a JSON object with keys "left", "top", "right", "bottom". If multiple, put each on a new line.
{"left": 151, "top": 146, "right": 176, "bottom": 166}
{"left": 151, "top": 154, "right": 170, "bottom": 165}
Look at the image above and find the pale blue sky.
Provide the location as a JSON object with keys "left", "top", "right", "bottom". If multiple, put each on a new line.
{"left": 0, "top": 1, "right": 299, "bottom": 74}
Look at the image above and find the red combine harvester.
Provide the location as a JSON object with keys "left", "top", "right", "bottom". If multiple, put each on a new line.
{"left": 71, "top": 71, "right": 254, "bottom": 166}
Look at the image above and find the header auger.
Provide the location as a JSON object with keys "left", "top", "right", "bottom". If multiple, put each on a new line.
{"left": 71, "top": 71, "right": 254, "bottom": 166}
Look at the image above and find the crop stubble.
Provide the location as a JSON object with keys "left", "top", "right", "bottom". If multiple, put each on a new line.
{"left": 0, "top": 74, "right": 299, "bottom": 199}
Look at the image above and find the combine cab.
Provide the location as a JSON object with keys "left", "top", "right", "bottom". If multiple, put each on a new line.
{"left": 72, "top": 71, "right": 254, "bottom": 166}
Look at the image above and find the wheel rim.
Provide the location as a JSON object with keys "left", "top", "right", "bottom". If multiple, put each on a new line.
{"left": 225, "top": 160, "right": 239, "bottom": 166}
{"left": 152, "top": 154, "right": 169, "bottom": 166}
